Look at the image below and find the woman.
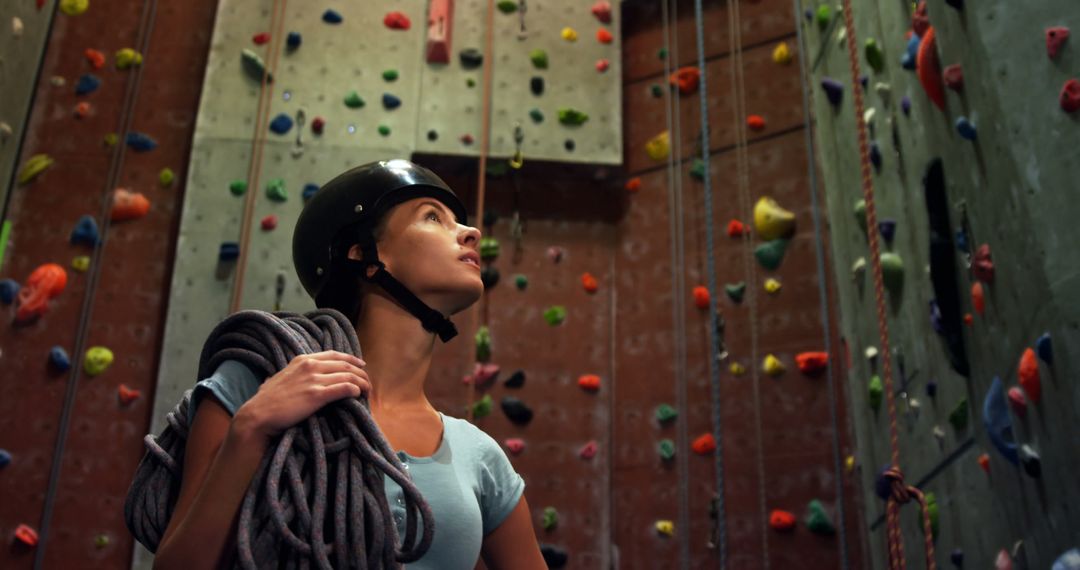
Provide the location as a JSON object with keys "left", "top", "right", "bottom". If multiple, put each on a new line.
{"left": 154, "top": 159, "right": 546, "bottom": 569}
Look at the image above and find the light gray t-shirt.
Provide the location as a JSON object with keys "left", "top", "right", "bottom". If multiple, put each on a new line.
{"left": 187, "top": 359, "right": 526, "bottom": 569}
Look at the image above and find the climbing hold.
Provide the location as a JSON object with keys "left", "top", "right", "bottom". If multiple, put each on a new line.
{"left": 657, "top": 439, "right": 676, "bottom": 460}
{"left": 868, "top": 375, "right": 883, "bottom": 411}
{"left": 74, "top": 101, "right": 92, "bottom": 119}
{"left": 995, "top": 550, "right": 1014, "bottom": 570}
{"left": 592, "top": 0, "right": 612, "bottom": 23}
{"left": 669, "top": 67, "right": 700, "bottom": 95}
{"left": 971, "top": 282, "right": 985, "bottom": 315}
{"left": 650, "top": 83, "right": 664, "bottom": 97}
{"left": 689, "top": 285, "right": 710, "bottom": 310}
{"left": 539, "top": 544, "right": 568, "bottom": 568}
{"left": 645, "top": 131, "right": 670, "bottom": 160}
{"left": 460, "top": 134, "right": 474, "bottom": 145}
{"left": 479, "top": 236, "right": 500, "bottom": 261}
{"left": 579, "top": 440, "right": 597, "bottom": 459}
{"left": 747, "top": 114, "right": 766, "bottom": 131}
{"left": 1018, "top": 348, "right": 1041, "bottom": 404}
{"left": 880, "top": 252, "right": 904, "bottom": 294}
{"left": 763, "top": 354, "right": 785, "bottom": 376}
{"left": 580, "top": 272, "right": 599, "bottom": 294}
{"left": 691, "top": 433, "right": 715, "bottom": 455}
{"left": 1060, "top": 79, "right": 1080, "bottom": 113}
{"left": 496, "top": 0, "right": 517, "bottom": 13}
{"left": 625, "top": 177, "right": 642, "bottom": 192}
{"left": 219, "top": 242, "right": 240, "bottom": 262}
{"left": 502, "top": 396, "right": 534, "bottom": 424}
{"left": 322, "top": 9, "right": 343, "bottom": 24}
{"left": 252, "top": 32, "right": 271, "bottom": 45}
{"left": 900, "top": 34, "right": 920, "bottom": 71}
{"left": 764, "top": 278, "right": 782, "bottom": 294}
{"left": 240, "top": 49, "right": 272, "bottom": 83}
{"left": 49, "top": 346, "right": 71, "bottom": 371}
{"left": 530, "top": 76, "right": 544, "bottom": 95}
{"left": 13, "top": 523, "right": 38, "bottom": 547}
{"left": 158, "top": 167, "right": 175, "bottom": 188}
{"left": 963, "top": 313, "right": 974, "bottom": 326}
{"left": 815, "top": 4, "right": 831, "bottom": 29}
{"left": 729, "top": 362, "right": 746, "bottom": 376}
{"left": 917, "top": 27, "right": 946, "bottom": 110}
{"left": 543, "top": 305, "right": 567, "bottom": 326}
{"left": 844, "top": 455, "right": 855, "bottom": 472}
{"left": 865, "top": 346, "right": 879, "bottom": 362}
{"left": 650, "top": 520, "right": 675, "bottom": 538}
{"left": 286, "top": 31, "right": 301, "bottom": 50}
{"left": 1018, "top": 444, "right": 1041, "bottom": 478}
{"left": 71, "top": 256, "right": 90, "bottom": 272}
{"left": 597, "top": 28, "right": 613, "bottom": 44}
{"left": 546, "top": 246, "right": 565, "bottom": 263}
{"left": 344, "top": 91, "right": 365, "bottom": 110}
{"left": 557, "top": 108, "right": 589, "bottom": 126}
{"left": 382, "top": 93, "right": 402, "bottom": 110}
{"left": 977, "top": 452, "right": 991, "bottom": 473}
{"left": 460, "top": 48, "right": 483, "bottom": 69}
{"left": 126, "top": 132, "right": 157, "bottom": 152}
{"left": 84, "top": 48, "right": 105, "bottom": 69}
{"left": 377, "top": 125, "right": 391, "bottom": 137}
{"left": 475, "top": 326, "right": 492, "bottom": 362}
{"left": 83, "top": 346, "right": 114, "bottom": 376}
{"left": 529, "top": 108, "right": 544, "bottom": 123}
{"left": 269, "top": 113, "right": 293, "bottom": 135}
{"left": 864, "top": 39, "right": 885, "bottom": 73}
{"left": 18, "top": 154, "right": 54, "bottom": 185}
{"left": 655, "top": 403, "right": 678, "bottom": 423}
{"left": 689, "top": 159, "right": 706, "bottom": 181}
{"left": 260, "top": 215, "right": 277, "bottom": 231}
{"left": 1053, "top": 548, "right": 1080, "bottom": 570}
{"left": 382, "top": 69, "right": 399, "bottom": 82}
{"left": 564, "top": 139, "right": 576, "bottom": 152}
{"left": 578, "top": 374, "right": 601, "bottom": 391}
{"left": 943, "top": 64, "right": 963, "bottom": 91}
{"left": 911, "top": 1, "right": 930, "bottom": 35}
{"left": 805, "top": 500, "right": 835, "bottom": 535}
{"left": 471, "top": 394, "right": 493, "bottom": 418}
{"left": 561, "top": 27, "right": 578, "bottom": 42}
{"left": 901, "top": 95, "right": 912, "bottom": 116}
{"left": 514, "top": 274, "right": 528, "bottom": 290}
{"left": 383, "top": 11, "right": 411, "bottom": 30}
{"left": 595, "top": 59, "right": 610, "bottom": 73}
{"left": 1036, "top": 332, "right": 1053, "bottom": 365}
{"left": 725, "top": 282, "right": 746, "bottom": 303}
{"left": 229, "top": 180, "right": 247, "bottom": 196}
{"left": 505, "top": 438, "right": 525, "bottom": 455}
{"left": 539, "top": 506, "right": 559, "bottom": 531}
{"left": 265, "top": 178, "right": 287, "bottom": 202}
{"left": 529, "top": 49, "right": 548, "bottom": 69}
{"left": 754, "top": 239, "right": 789, "bottom": 270}
{"left": 874, "top": 82, "right": 892, "bottom": 101}
{"left": 796, "top": 352, "right": 829, "bottom": 375}
{"left": 972, "top": 243, "right": 994, "bottom": 282}
{"left": 115, "top": 48, "right": 143, "bottom": 69}
{"left": 111, "top": 188, "right": 150, "bottom": 222}
{"left": 502, "top": 370, "right": 526, "bottom": 389}
{"left": 955, "top": 117, "right": 976, "bottom": 140}
{"left": 727, "top": 219, "right": 748, "bottom": 238}
{"left": 1007, "top": 386, "right": 1027, "bottom": 418}
{"left": 480, "top": 266, "right": 499, "bottom": 289}
{"left": 769, "top": 510, "right": 796, "bottom": 531}
{"left": 869, "top": 142, "right": 882, "bottom": 171}
{"left": 821, "top": 77, "right": 844, "bottom": 106}
{"left": 119, "top": 384, "right": 141, "bottom": 405}
{"left": 1046, "top": 27, "right": 1070, "bottom": 60}
{"left": 0, "top": 448, "right": 10, "bottom": 468}
{"left": 463, "top": 362, "right": 500, "bottom": 386}
{"left": 878, "top": 219, "right": 896, "bottom": 242}
{"left": 70, "top": 215, "right": 99, "bottom": 247}
{"left": 772, "top": 42, "right": 792, "bottom": 64}
{"left": 753, "top": 197, "right": 796, "bottom": 240}
{"left": 984, "top": 376, "right": 1019, "bottom": 464}
{"left": 0, "top": 279, "right": 18, "bottom": 304}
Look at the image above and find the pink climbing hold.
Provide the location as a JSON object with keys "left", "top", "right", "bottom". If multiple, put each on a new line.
{"left": 972, "top": 243, "right": 994, "bottom": 283}
{"left": 1046, "top": 27, "right": 1070, "bottom": 60}
{"left": 384, "top": 11, "right": 411, "bottom": 30}
{"left": 1060, "top": 79, "right": 1080, "bottom": 113}
{"left": 596, "top": 59, "right": 610, "bottom": 72}
{"left": 943, "top": 64, "right": 963, "bottom": 92}
{"left": 579, "top": 440, "right": 598, "bottom": 459}
{"left": 505, "top": 438, "right": 525, "bottom": 455}
{"left": 591, "top": 0, "right": 612, "bottom": 24}
{"left": 1007, "top": 386, "right": 1027, "bottom": 418}
{"left": 912, "top": 2, "right": 930, "bottom": 38}
{"left": 1018, "top": 348, "right": 1041, "bottom": 404}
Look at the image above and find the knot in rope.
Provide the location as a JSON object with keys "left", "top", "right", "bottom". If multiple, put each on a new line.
{"left": 881, "top": 466, "right": 936, "bottom": 570}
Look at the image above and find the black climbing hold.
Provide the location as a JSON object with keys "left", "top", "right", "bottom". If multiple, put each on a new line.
{"left": 869, "top": 141, "right": 882, "bottom": 171}
{"left": 501, "top": 396, "right": 534, "bottom": 425}
{"left": 0, "top": 279, "right": 18, "bottom": 304}
{"left": 540, "top": 544, "right": 569, "bottom": 569}
{"left": 944, "top": 0, "right": 962, "bottom": 9}
{"left": 286, "top": 31, "right": 302, "bottom": 50}
{"left": 481, "top": 266, "right": 500, "bottom": 289}
{"left": 923, "top": 159, "right": 970, "bottom": 377}
{"left": 504, "top": 369, "right": 526, "bottom": 388}
{"left": 460, "top": 48, "right": 483, "bottom": 69}
{"left": 483, "top": 210, "right": 498, "bottom": 227}
{"left": 427, "top": 129, "right": 438, "bottom": 141}
{"left": 219, "top": 242, "right": 240, "bottom": 262}
{"left": 530, "top": 76, "right": 544, "bottom": 96}
{"left": 382, "top": 93, "right": 402, "bottom": 110}
{"left": 564, "top": 139, "right": 575, "bottom": 151}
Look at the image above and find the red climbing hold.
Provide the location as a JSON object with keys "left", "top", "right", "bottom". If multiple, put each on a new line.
{"left": 592, "top": 0, "right": 612, "bottom": 24}
{"left": 597, "top": 28, "right": 613, "bottom": 44}
{"left": 747, "top": 114, "right": 766, "bottom": 131}
{"left": 769, "top": 510, "right": 796, "bottom": 531}
{"left": 111, "top": 188, "right": 150, "bottom": 222}
{"left": 311, "top": 116, "right": 325, "bottom": 134}
{"left": 692, "top": 433, "right": 716, "bottom": 455}
{"left": 16, "top": 263, "right": 67, "bottom": 323}
{"left": 917, "top": 27, "right": 946, "bottom": 111}
{"left": 625, "top": 177, "right": 642, "bottom": 192}
{"left": 912, "top": 1, "right": 930, "bottom": 38}
{"left": 1007, "top": 386, "right": 1027, "bottom": 418}
{"left": 795, "top": 352, "right": 829, "bottom": 375}
{"left": 963, "top": 313, "right": 974, "bottom": 326}
{"left": 579, "top": 440, "right": 598, "bottom": 459}
{"left": 460, "top": 133, "right": 474, "bottom": 145}
{"left": 595, "top": 59, "right": 610, "bottom": 72}
{"left": 261, "top": 214, "right": 278, "bottom": 231}
{"left": 578, "top": 374, "right": 601, "bottom": 391}
{"left": 977, "top": 453, "right": 990, "bottom": 473}
{"left": 669, "top": 67, "right": 700, "bottom": 95}
{"left": 384, "top": 11, "right": 411, "bottom": 30}
{"left": 1060, "top": 79, "right": 1080, "bottom": 113}
{"left": 14, "top": 524, "right": 38, "bottom": 547}
{"left": 971, "top": 282, "right": 985, "bottom": 315}
{"left": 505, "top": 438, "right": 525, "bottom": 455}
{"left": 727, "top": 219, "right": 748, "bottom": 238}
{"left": 972, "top": 243, "right": 994, "bottom": 283}
{"left": 118, "top": 384, "right": 141, "bottom": 404}
{"left": 1046, "top": 27, "right": 1070, "bottom": 60}
{"left": 84, "top": 48, "right": 105, "bottom": 69}
{"left": 943, "top": 64, "right": 963, "bottom": 92}
{"left": 252, "top": 32, "right": 271, "bottom": 45}
{"left": 582, "top": 272, "right": 599, "bottom": 293}
{"left": 692, "top": 285, "right": 710, "bottom": 310}
{"left": 1018, "top": 348, "right": 1041, "bottom": 404}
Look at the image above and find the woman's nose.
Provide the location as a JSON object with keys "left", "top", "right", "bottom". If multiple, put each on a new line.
{"left": 459, "top": 225, "right": 481, "bottom": 246}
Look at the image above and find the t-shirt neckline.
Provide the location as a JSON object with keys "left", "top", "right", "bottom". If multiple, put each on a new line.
{"left": 395, "top": 411, "right": 447, "bottom": 463}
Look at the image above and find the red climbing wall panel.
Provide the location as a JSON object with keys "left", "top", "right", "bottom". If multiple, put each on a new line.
{"left": 0, "top": 0, "right": 219, "bottom": 568}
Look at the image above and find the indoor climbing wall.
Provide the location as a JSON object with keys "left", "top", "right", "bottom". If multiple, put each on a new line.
{"left": 802, "top": 0, "right": 1080, "bottom": 567}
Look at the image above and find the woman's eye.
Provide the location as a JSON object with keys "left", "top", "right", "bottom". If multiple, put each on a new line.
{"left": 426, "top": 211, "right": 441, "bottom": 222}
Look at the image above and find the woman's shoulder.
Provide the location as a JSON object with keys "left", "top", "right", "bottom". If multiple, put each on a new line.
{"left": 440, "top": 412, "right": 504, "bottom": 457}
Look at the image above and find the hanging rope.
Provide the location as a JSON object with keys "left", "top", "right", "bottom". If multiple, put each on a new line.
{"left": 125, "top": 309, "right": 434, "bottom": 568}
{"left": 835, "top": 0, "right": 936, "bottom": 568}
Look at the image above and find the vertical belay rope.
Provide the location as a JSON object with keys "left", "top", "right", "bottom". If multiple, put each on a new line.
{"left": 836, "top": 0, "right": 936, "bottom": 568}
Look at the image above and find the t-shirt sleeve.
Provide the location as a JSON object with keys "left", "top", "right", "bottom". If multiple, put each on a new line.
{"left": 187, "top": 359, "right": 262, "bottom": 424}
{"left": 477, "top": 429, "right": 526, "bottom": 536}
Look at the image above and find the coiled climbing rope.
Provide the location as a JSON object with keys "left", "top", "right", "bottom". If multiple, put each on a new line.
{"left": 125, "top": 308, "right": 434, "bottom": 569}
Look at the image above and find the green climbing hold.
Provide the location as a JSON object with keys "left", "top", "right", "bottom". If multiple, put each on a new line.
{"left": 542, "top": 507, "right": 558, "bottom": 530}
{"left": 948, "top": 398, "right": 969, "bottom": 431}
{"left": 529, "top": 108, "right": 544, "bottom": 123}
{"left": 229, "top": 180, "right": 248, "bottom": 196}
{"left": 816, "top": 5, "right": 831, "bottom": 30}
{"left": 543, "top": 305, "right": 567, "bottom": 326}
{"left": 655, "top": 403, "right": 678, "bottom": 423}
{"left": 382, "top": 69, "right": 399, "bottom": 81}
{"left": 853, "top": 199, "right": 867, "bottom": 232}
{"left": 925, "top": 492, "right": 939, "bottom": 539}
{"left": 466, "top": 78, "right": 476, "bottom": 88}
{"left": 514, "top": 274, "right": 528, "bottom": 290}
{"left": 472, "top": 394, "right": 493, "bottom": 418}
{"left": 725, "top": 282, "right": 746, "bottom": 303}
{"left": 344, "top": 90, "right": 365, "bottom": 108}
{"left": 496, "top": 0, "right": 518, "bottom": 13}
{"left": 658, "top": 439, "right": 676, "bottom": 460}
{"left": 754, "top": 239, "right": 789, "bottom": 270}
{"left": 864, "top": 39, "right": 885, "bottom": 73}
{"left": 529, "top": 48, "right": 549, "bottom": 69}
{"left": 378, "top": 125, "right": 391, "bottom": 136}
{"left": 658, "top": 47, "right": 668, "bottom": 60}
{"left": 805, "top": 499, "right": 835, "bottom": 535}
{"left": 475, "top": 326, "right": 492, "bottom": 362}
{"left": 557, "top": 108, "right": 589, "bottom": 126}
{"left": 480, "top": 237, "right": 500, "bottom": 261}
{"left": 266, "top": 178, "right": 287, "bottom": 202}
{"left": 880, "top": 252, "right": 903, "bottom": 293}
{"left": 689, "top": 158, "right": 706, "bottom": 181}
{"left": 868, "top": 374, "right": 883, "bottom": 411}
{"left": 241, "top": 48, "right": 273, "bottom": 83}
{"left": 159, "top": 167, "right": 174, "bottom": 188}
{"left": 651, "top": 84, "right": 664, "bottom": 98}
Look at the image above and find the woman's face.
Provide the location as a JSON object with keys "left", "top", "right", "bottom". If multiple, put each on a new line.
{"left": 349, "top": 196, "right": 483, "bottom": 316}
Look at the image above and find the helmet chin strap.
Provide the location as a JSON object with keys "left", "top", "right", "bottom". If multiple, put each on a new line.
{"left": 344, "top": 240, "right": 459, "bottom": 342}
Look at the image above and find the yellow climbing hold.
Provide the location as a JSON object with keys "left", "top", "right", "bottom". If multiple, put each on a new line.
{"left": 561, "top": 27, "right": 578, "bottom": 41}
{"left": 753, "top": 196, "right": 796, "bottom": 240}
{"left": 772, "top": 42, "right": 793, "bottom": 65}
{"left": 844, "top": 455, "right": 855, "bottom": 472}
{"left": 18, "top": 154, "right": 54, "bottom": 185}
{"left": 764, "top": 277, "right": 782, "bottom": 294}
{"left": 655, "top": 520, "right": 675, "bottom": 537}
{"left": 59, "top": 0, "right": 89, "bottom": 16}
{"left": 115, "top": 48, "right": 143, "bottom": 69}
{"left": 104, "top": 133, "right": 118, "bottom": 146}
{"left": 83, "top": 346, "right": 114, "bottom": 376}
{"left": 763, "top": 354, "right": 785, "bottom": 376}
{"left": 729, "top": 362, "right": 746, "bottom": 376}
{"left": 71, "top": 256, "right": 90, "bottom": 272}
{"left": 645, "top": 130, "right": 670, "bottom": 161}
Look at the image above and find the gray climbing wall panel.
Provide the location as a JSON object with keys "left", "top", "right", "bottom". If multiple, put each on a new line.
{"left": 801, "top": 0, "right": 1080, "bottom": 567}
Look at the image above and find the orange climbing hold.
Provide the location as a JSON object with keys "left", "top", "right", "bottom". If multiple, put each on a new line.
{"left": 597, "top": 28, "right": 613, "bottom": 44}
{"left": 16, "top": 263, "right": 67, "bottom": 323}
{"left": 84, "top": 48, "right": 105, "bottom": 69}
{"left": 916, "top": 27, "right": 946, "bottom": 111}
{"left": 1018, "top": 348, "right": 1041, "bottom": 404}
{"left": 747, "top": 115, "right": 766, "bottom": 131}
{"left": 111, "top": 188, "right": 150, "bottom": 222}
{"left": 624, "top": 177, "right": 641, "bottom": 192}
{"left": 691, "top": 432, "right": 715, "bottom": 455}
{"left": 118, "top": 384, "right": 141, "bottom": 404}
{"left": 14, "top": 523, "right": 38, "bottom": 547}
{"left": 971, "top": 282, "right": 985, "bottom": 315}
{"left": 795, "top": 352, "right": 829, "bottom": 375}
{"left": 582, "top": 272, "right": 599, "bottom": 293}
{"left": 769, "top": 510, "right": 796, "bottom": 531}
{"left": 977, "top": 453, "right": 990, "bottom": 473}
{"left": 74, "top": 102, "right": 92, "bottom": 119}
{"left": 727, "top": 219, "right": 748, "bottom": 238}
{"left": 578, "top": 374, "right": 601, "bottom": 391}
{"left": 669, "top": 67, "right": 700, "bottom": 95}
{"left": 692, "top": 285, "right": 710, "bottom": 310}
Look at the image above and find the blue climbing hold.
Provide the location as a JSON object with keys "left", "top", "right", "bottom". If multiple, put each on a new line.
{"left": 869, "top": 141, "right": 882, "bottom": 171}
{"left": 821, "top": 77, "right": 844, "bottom": 106}
{"left": 0, "top": 448, "right": 10, "bottom": 468}
{"left": 955, "top": 117, "right": 977, "bottom": 141}
{"left": 983, "top": 376, "right": 1019, "bottom": 465}
{"left": 879, "top": 219, "right": 896, "bottom": 242}
{"left": 219, "top": 242, "right": 240, "bottom": 262}
{"left": 302, "top": 183, "right": 319, "bottom": 202}
{"left": 269, "top": 113, "right": 294, "bottom": 135}
{"left": 1036, "top": 332, "right": 1053, "bottom": 365}
{"left": 323, "top": 9, "right": 343, "bottom": 23}
{"left": 75, "top": 74, "right": 101, "bottom": 95}
{"left": 926, "top": 380, "right": 937, "bottom": 398}
{"left": 901, "top": 95, "right": 912, "bottom": 116}
{"left": 929, "top": 300, "right": 944, "bottom": 334}
{"left": 382, "top": 93, "right": 402, "bottom": 110}
{"left": 859, "top": 75, "right": 869, "bottom": 89}
{"left": 1053, "top": 548, "right": 1080, "bottom": 570}
{"left": 804, "top": 8, "right": 813, "bottom": 20}
{"left": 901, "top": 34, "right": 921, "bottom": 70}
{"left": 0, "top": 279, "right": 19, "bottom": 304}
{"left": 49, "top": 346, "right": 71, "bottom": 371}
{"left": 286, "top": 31, "right": 302, "bottom": 49}
{"left": 126, "top": 132, "right": 158, "bottom": 152}
{"left": 954, "top": 228, "right": 969, "bottom": 253}
{"left": 70, "top": 215, "right": 100, "bottom": 247}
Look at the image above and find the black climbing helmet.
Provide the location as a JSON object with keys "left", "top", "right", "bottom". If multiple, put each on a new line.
{"left": 292, "top": 159, "right": 469, "bottom": 342}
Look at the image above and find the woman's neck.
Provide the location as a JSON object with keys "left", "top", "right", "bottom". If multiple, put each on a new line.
{"left": 353, "top": 293, "right": 438, "bottom": 414}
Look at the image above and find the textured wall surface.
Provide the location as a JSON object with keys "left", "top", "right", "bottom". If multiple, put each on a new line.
{"left": 801, "top": 0, "right": 1080, "bottom": 567}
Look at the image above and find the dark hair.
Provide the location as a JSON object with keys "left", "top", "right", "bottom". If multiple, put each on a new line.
{"left": 319, "top": 210, "right": 394, "bottom": 326}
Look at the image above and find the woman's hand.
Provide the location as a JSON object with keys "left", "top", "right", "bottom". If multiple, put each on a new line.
{"left": 235, "top": 351, "right": 370, "bottom": 439}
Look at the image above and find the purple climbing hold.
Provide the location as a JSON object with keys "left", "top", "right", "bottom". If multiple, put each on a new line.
{"left": 382, "top": 93, "right": 402, "bottom": 109}
{"left": 929, "top": 300, "right": 944, "bottom": 334}
{"left": 869, "top": 141, "right": 883, "bottom": 171}
{"left": 950, "top": 549, "right": 964, "bottom": 566}
{"left": 323, "top": 9, "right": 343, "bottom": 24}
{"left": 0, "top": 279, "right": 18, "bottom": 304}
{"left": 926, "top": 380, "right": 938, "bottom": 398}
{"left": 901, "top": 95, "right": 912, "bottom": 116}
{"left": 955, "top": 117, "right": 977, "bottom": 141}
{"left": 126, "top": 132, "right": 158, "bottom": 152}
{"left": 269, "top": 113, "right": 294, "bottom": 134}
{"left": 821, "top": 77, "right": 844, "bottom": 106}
{"left": 75, "top": 74, "right": 101, "bottom": 95}
{"left": 879, "top": 219, "right": 896, "bottom": 242}
{"left": 1036, "top": 332, "right": 1053, "bottom": 365}
{"left": 901, "top": 34, "right": 921, "bottom": 70}
{"left": 49, "top": 346, "right": 71, "bottom": 371}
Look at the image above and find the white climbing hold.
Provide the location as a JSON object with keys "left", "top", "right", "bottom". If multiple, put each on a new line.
{"left": 932, "top": 425, "right": 945, "bottom": 440}
{"left": 0, "top": 122, "right": 12, "bottom": 142}
{"left": 837, "top": 27, "right": 846, "bottom": 45}
{"left": 12, "top": 17, "right": 24, "bottom": 37}
{"left": 865, "top": 346, "right": 878, "bottom": 361}
{"left": 852, "top": 257, "right": 866, "bottom": 280}
{"left": 863, "top": 108, "right": 876, "bottom": 129}
{"left": 874, "top": 82, "right": 892, "bottom": 102}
